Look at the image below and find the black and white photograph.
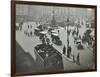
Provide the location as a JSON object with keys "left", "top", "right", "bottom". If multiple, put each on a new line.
{"left": 12, "top": 1, "right": 97, "bottom": 76}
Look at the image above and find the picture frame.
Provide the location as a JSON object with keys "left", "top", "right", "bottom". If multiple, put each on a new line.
{"left": 11, "top": 0, "right": 97, "bottom": 76}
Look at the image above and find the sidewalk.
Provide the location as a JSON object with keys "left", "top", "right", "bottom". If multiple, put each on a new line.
{"left": 16, "top": 31, "right": 42, "bottom": 61}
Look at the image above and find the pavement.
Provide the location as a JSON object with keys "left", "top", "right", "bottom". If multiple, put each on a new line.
{"left": 16, "top": 41, "right": 40, "bottom": 74}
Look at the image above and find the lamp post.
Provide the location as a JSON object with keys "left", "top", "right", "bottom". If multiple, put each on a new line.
{"left": 66, "top": 7, "right": 70, "bottom": 47}
{"left": 66, "top": 18, "right": 70, "bottom": 46}
{"left": 51, "top": 9, "right": 56, "bottom": 27}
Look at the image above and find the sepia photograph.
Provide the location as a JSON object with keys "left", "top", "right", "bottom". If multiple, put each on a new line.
{"left": 11, "top": 1, "right": 97, "bottom": 76}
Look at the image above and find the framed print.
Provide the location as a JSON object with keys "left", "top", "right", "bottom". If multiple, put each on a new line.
{"left": 11, "top": 1, "right": 97, "bottom": 76}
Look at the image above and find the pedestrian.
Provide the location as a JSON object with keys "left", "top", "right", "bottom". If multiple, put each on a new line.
{"left": 76, "top": 28, "right": 79, "bottom": 36}
{"left": 67, "top": 47, "right": 69, "bottom": 58}
{"left": 30, "top": 31, "right": 32, "bottom": 37}
{"left": 77, "top": 52, "right": 80, "bottom": 65}
{"left": 67, "top": 39, "right": 69, "bottom": 46}
{"left": 79, "top": 35, "right": 81, "bottom": 40}
{"left": 63, "top": 45, "right": 66, "bottom": 55}
{"left": 67, "top": 45, "right": 72, "bottom": 58}
{"left": 58, "top": 30, "right": 59, "bottom": 33}
{"left": 74, "top": 34, "right": 77, "bottom": 44}
{"left": 72, "top": 29, "right": 75, "bottom": 36}
{"left": 46, "top": 38, "right": 50, "bottom": 45}
{"left": 28, "top": 25, "right": 29, "bottom": 29}
{"left": 73, "top": 54, "right": 75, "bottom": 62}
{"left": 69, "top": 45, "right": 72, "bottom": 57}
